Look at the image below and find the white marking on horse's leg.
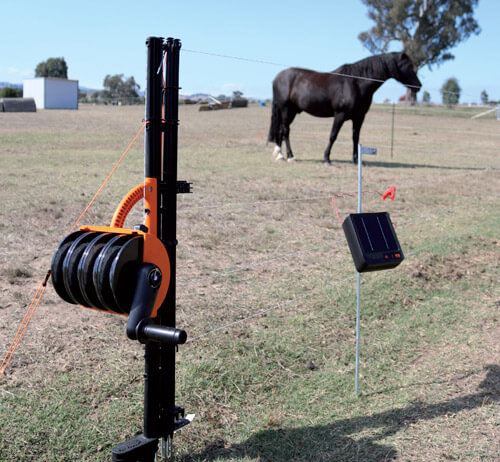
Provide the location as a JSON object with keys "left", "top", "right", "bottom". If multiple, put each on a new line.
{"left": 287, "top": 157, "right": 296, "bottom": 162}
{"left": 274, "top": 145, "right": 285, "bottom": 161}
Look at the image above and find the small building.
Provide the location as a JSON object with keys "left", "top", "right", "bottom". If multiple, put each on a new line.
{"left": 23, "top": 77, "right": 78, "bottom": 109}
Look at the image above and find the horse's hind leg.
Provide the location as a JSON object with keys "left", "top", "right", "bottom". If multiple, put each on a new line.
{"left": 324, "top": 113, "right": 346, "bottom": 165}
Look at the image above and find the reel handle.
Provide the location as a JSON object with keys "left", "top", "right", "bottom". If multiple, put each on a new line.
{"left": 138, "top": 322, "right": 187, "bottom": 345}
{"left": 126, "top": 263, "right": 187, "bottom": 345}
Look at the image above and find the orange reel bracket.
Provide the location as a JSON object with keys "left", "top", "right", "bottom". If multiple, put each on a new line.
{"left": 80, "top": 177, "right": 169, "bottom": 318}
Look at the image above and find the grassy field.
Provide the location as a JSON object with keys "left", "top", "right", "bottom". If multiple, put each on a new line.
{"left": 0, "top": 103, "right": 499, "bottom": 461}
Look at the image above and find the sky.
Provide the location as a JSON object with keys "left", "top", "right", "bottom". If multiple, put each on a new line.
{"left": 1, "top": 0, "right": 499, "bottom": 104}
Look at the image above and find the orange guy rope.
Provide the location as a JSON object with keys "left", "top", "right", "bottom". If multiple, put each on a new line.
{"left": 0, "top": 123, "right": 147, "bottom": 382}
{"left": 0, "top": 273, "right": 50, "bottom": 381}
{"left": 69, "top": 122, "right": 147, "bottom": 234}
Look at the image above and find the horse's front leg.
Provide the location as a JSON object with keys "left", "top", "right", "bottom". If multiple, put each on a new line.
{"left": 283, "top": 124, "right": 295, "bottom": 161}
{"left": 324, "top": 113, "right": 345, "bottom": 165}
{"left": 273, "top": 126, "right": 285, "bottom": 160}
{"left": 352, "top": 115, "right": 365, "bottom": 164}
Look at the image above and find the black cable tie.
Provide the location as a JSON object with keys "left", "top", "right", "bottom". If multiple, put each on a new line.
{"left": 42, "top": 270, "right": 52, "bottom": 287}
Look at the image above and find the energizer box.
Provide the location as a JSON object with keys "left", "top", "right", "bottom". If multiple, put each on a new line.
{"left": 342, "top": 212, "right": 404, "bottom": 273}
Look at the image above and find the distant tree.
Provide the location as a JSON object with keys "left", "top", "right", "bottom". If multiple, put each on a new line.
{"left": 78, "top": 90, "right": 88, "bottom": 103}
{"left": 441, "top": 77, "right": 461, "bottom": 106}
{"left": 0, "top": 87, "right": 22, "bottom": 98}
{"left": 359, "top": 0, "right": 480, "bottom": 103}
{"left": 102, "top": 74, "right": 140, "bottom": 104}
{"left": 231, "top": 90, "right": 248, "bottom": 108}
{"left": 422, "top": 91, "right": 431, "bottom": 104}
{"left": 35, "top": 57, "right": 68, "bottom": 78}
{"left": 359, "top": 0, "right": 480, "bottom": 69}
{"left": 480, "top": 90, "right": 488, "bottom": 105}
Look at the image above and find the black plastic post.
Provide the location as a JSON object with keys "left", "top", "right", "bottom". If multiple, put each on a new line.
{"left": 143, "top": 36, "right": 183, "bottom": 442}
{"left": 157, "top": 36, "right": 182, "bottom": 440}
{"left": 142, "top": 36, "right": 165, "bottom": 441}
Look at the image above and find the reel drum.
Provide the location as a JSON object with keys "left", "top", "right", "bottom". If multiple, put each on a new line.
{"left": 51, "top": 227, "right": 169, "bottom": 317}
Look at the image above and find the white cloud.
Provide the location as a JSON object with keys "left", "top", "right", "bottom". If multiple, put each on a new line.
{"left": 221, "top": 83, "right": 240, "bottom": 90}
{"left": 3, "top": 67, "right": 32, "bottom": 81}
{"left": 211, "top": 83, "right": 246, "bottom": 95}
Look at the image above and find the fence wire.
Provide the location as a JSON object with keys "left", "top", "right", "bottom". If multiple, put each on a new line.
{"left": 183, "top": 47, "right": 484, "bottom": 100}
{"left": 185, "top": 211, "right": 498, "bottom": 344}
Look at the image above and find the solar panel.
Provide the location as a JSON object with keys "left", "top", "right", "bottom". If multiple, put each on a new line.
{"left": 343, "top": 212, "right": 404, "bottom": 272}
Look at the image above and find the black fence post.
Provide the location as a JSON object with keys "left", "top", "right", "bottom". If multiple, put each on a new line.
{"left": 156, "top": 36, "right": 182, "bottom": 441}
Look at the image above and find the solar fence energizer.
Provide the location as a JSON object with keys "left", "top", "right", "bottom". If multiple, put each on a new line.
{"left": 50, "top": 37, "right": 190, "bottom": 461}
{"left": 342, "top": 212, "right": 404, "bottom": 273}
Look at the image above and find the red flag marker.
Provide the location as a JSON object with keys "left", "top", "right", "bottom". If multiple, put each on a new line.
{"left": 382, "top": 185, "right": 396, "bottom": 201}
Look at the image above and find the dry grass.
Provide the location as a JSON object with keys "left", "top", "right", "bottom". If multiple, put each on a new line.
{"left": 0, "top": 104, "right": 499, "bottom": 461}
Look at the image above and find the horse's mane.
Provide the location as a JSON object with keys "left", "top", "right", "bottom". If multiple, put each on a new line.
{"left": 333, "top": 53, "right": 398, "bottom": 79}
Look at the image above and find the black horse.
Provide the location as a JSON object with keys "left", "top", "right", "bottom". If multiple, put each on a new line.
{"left": 268, "top": 52, "right": 421, "bottom": 164}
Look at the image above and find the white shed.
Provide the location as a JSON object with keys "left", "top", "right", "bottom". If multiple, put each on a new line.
{"left": 23, "top": 77, "right": 78, "bottom": 109}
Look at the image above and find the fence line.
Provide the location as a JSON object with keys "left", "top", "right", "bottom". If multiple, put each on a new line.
{"left": 268, "top": 134, "right": 499, "bottom": 160}
{"left": 183, "top": 48, "right": 417, "bottom": 89}
{"left": 183, "top": 47, "right": 482, "bottom": 101}
{"left": 178, "top": 168, "right": 496, "bottom": 214}
{"left": 186, "top": 274, "right": 357, "bottom": 343}
{"left": 177, "top": 193, "right": 498, "bottom": 289}
{"left": 373, "top": 104, "right": 499, "bottom": 118}
{"left": 185, "top": 213, "right": 498, "bottom": 344}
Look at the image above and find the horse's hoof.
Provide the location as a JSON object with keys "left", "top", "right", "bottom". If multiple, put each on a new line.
{"left": 323, "top": 161, "right": 332, "bottom": 167}
{"left": 275, "top": 154, "right": 286, "bottom": 161}
{"left": 287, "top": 157, "right": 296, "bottom": 163}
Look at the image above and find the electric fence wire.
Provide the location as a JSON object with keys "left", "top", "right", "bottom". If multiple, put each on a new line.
{"left": 186, "top": 273, "right": 357, "bottom": 343}
{"left": 178, "top": 168, "right": 496, "bottom": 214}
{"left": 177, "top": 192, "right": 499, "bottom": 290}
{"left": 185, "top": 212, "right": 498, "bottom": 344}
{"left": 273, "top": 134, "right": 500, "bottom": 160}
{"left": 183, "top": 47, "right": 478, "bottom": 100}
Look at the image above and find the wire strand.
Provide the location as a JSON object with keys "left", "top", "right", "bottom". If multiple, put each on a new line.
{"left": 179, "top": 190, "right": 382, "bottom": 213}
{"left": 183, "top": 48, "right": 422, "bottom": 90}
{"left": 177, "top": 193, "right": 498, "bottom": 290}
{"left": 187, "top": 274, "right": 356, "bottom": 343}
{"left": 185, "top": 213, "right": 498, "bottom": 344}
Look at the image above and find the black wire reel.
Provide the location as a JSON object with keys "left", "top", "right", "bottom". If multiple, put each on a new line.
{"left": 51, "top": 224, "right": 185, "bottom": 345}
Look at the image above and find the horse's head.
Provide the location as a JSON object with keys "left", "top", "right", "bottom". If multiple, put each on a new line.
{"left": 389, "top": 52, "right": 421, "bottom": 97}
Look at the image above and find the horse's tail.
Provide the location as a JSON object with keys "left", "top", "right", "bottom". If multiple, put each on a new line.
{"left": 268, "top": 99, "right": 280, "bottom": 144}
